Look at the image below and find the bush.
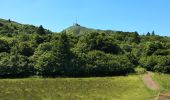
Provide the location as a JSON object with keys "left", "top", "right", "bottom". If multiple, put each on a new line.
{"left": 0, "top": 53, "right": 36, "bottom": 77}
{"left": 85, "top": 50, "right": 134, "bottom": 76}
{"left": 134, "top": 66, "right": 146, "bottom": 74}
{"left": 0, "top": 39, "right": 10, "bottom": 53}
{"left": 139, "top": 56, "right": 157, "bottom": 71}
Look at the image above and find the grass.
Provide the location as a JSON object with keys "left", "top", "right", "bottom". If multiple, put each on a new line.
{"left": 153, "top": 73, "right": 170, "bottom": 93}
{"left": 0, "top": 75, "right": 156, "bottom": 100}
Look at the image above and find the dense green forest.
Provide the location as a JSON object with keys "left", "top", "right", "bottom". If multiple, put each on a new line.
{"left": 0, "top": 18, "right": 170, "bottom": 77}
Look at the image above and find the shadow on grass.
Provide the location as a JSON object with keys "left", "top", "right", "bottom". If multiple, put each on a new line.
{"left": 0, "top": 73, "right": 130, "bottom": 79}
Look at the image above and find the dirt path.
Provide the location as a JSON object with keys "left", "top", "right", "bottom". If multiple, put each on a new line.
{"left": 142, "top": 72, "right": 159, "bottom": 90}
{"left": 142, "top": 72, "right": 170, "bottom": 100}
{"left": 158, "top": 93, "right": 170, "bottom": 100}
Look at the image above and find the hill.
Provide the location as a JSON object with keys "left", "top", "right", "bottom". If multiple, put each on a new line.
{"left": 0, "top": 18, "right": 170, "bottom": 78}
{"left": 0, "top": 18, "right": 116, "bottom": 36}
{"left": 63, "top": 23, "right": 116, "bottom": 36}
{"left": 0, "top": 18, "right": 52, "bottom": 35}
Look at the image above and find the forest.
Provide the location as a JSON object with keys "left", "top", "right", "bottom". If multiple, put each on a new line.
{"left": 0, "top": 18, "right": 170, "bottom": 77}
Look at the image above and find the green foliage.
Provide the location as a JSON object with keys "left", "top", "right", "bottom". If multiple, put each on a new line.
{"left": 146, "top": 42, "right": 163, "bottom": 55}
{"left": 139, "top": 56, "right": 157, "bottom": 71}
{"left": 32, "top": 51, "right": 58, "bottom": 76}
{"left": 134, "top": 66, "right": 146, "bottom": 74}
{"left": 139, "top": 55, "right": 170, "bottom": 73}
{"left": 11, "top": 42, "right": 34, "bottom": 57}
{"left": 85, "top": 50, "right": 134, "bottom": 76}
{"left": 126, "top": 53, "right": 139, "bottom": 66}
{"left": 152, "top": 31, "right": 155, "bottom": 36}
{"left": 55, "top": 32, "right": 71, "bottom": 67}
{"left": 0, "top": 39, "right": 10, "bottom": 53}
{"left": 0, "top": 53, "right": 35, "bottom": 77}
{"left": 76, "top": 32, "right": 121, "bottom": 54}
{"left": 146, "top": 32, "right": 151, "bottom": 36}
{"left": 37, "top": 25, "right": 46, "bottom": 35}
{"left": 0, "top": 18, "right": 170, "bottom": 77}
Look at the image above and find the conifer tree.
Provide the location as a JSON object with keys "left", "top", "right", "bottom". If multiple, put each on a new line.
{"left": 37, "top": 25, "right": 45, "bottom": 35}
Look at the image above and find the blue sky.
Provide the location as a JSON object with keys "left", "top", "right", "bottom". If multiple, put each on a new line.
{"left": 0, "top": 0, "right": 170, "bottom": 36}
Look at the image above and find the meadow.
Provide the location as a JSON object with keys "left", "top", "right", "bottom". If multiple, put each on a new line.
{"left": 0, "top": 75, "right": 157, "bottom": 100}
{"left": 153, "top": 73, "right": 170, "bottom": 93}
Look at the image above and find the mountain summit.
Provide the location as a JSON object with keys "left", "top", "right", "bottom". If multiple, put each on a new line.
{"left": 63, "top": 24, "right": 116, "bottom": 36}
{"left": 63, "top": 24, "right": 97, "bottom": 36}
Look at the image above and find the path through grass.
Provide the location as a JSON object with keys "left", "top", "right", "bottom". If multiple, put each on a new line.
{"left": 153, "top": 73, "right": 170, "bottom": 92}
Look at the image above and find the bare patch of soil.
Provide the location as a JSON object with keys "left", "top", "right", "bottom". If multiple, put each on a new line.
{"left": 142, "top": 72, "right": 159, "bottom": 90}
{"left": 158, "top": 93, "right": 170, "bottom": 100}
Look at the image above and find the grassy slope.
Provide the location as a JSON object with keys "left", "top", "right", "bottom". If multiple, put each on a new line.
{"left": 153, "top": 73, "right": 170, "bottom": 93}
{"left": 64, "top": 25, "right": 116, "bottom": 36}
{"left": 0, "top": 75, "right": 156, "bottom": 100}
{"left": 65, "top": 25, "right": 99, "bottom": 36}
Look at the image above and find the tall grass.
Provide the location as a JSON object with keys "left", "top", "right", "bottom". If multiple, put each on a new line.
{"left": 153, "top": 73, "right": 170, "bottom": 92}
{"left": 0, "top": 75, "right": 156, "bottom": 100}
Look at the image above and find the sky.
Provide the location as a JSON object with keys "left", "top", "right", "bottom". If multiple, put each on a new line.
{"left": 0, "top": 0, "right": 170, "bottom": 36}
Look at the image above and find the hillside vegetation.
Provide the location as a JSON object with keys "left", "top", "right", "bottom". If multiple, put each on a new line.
{"left": 0, "top": 18, "right": 170, "bottom": 77}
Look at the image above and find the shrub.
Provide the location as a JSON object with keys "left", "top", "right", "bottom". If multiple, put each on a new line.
{"left": 85, "top": 50, "right": 134, "bottom": 76}
{"left": 134, "top": 66, "right": 146, "bottom": 74}
{"left": 0, "top": 53, "right": 35, "bottom": 77}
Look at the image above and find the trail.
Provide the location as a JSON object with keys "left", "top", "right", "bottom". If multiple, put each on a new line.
{"left": 158, "top": 93, "right": 170, "bottom": 100}
{"left": 142, "top": 71, "right": 159, "bottom": 90}
{"left": 142, "top": 72, "right": 170, "bottom": 100}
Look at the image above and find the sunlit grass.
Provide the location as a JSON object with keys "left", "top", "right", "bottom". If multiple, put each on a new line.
{"left": 0, "top": 75, "right": 156, "bottom": 100}
{"left": 153, "top": 73, "right": 170, "bottom": 93}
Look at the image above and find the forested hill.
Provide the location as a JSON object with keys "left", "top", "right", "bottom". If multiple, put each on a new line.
{"left": 0, "top": 18, "right": 170, "bottom": 77}
{"left": 0, "top": 18, "right": 52, "bottom": 35}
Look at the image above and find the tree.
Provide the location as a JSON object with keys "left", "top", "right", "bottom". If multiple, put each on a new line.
{"left": 0, "top": 53, "right": 35, "bottom": 77}
{"left": 0, "top": 22, "right": 3, "bottom": 27}
{"left": 31, "top": 51, "right": 57, "bottom": 76}
{"left": 86, "top": 50, "right": 134, "bottom": 76}
{"left": 0, "top": 39, "right": 10, "bottom": 53}
{"left": 126, "top": 53, "right": 139, "bottom": 66}
{"left": 37, "top": 32, "right": 72, "bottom": 76}
{"left": 76, "top": 32, "right": 121, "bottom": 54}
{"left": 30, "top": 42, "right": 57, "bottom": 76}
{"left": 11, "top": 42, "right": 34, "bottom": 57}
{"left": 8, "top": 19, "right": 11, "bottom": 23}
{"left": 53, "top": 32, "right": 71, "bottom": 68}
{"left": 37, "top": 25, "right": 46, "bottom": 35}
{"left": 152, "top": 31, "right": 155, "bottom": 36}
{"left": 146, "top": 42, "right": 163, "bottom": 55}
{"left": 133, "top": 31, "right": 141, "bottom": 43}
{"left": 146, "top": 32, "right": 151, "bottom": 36}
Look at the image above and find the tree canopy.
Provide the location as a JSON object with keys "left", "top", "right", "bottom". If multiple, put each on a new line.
{"left": 0, "top": 18, "right": 170, "bottom": 77}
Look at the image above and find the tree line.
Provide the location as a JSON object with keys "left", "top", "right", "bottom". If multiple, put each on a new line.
{"left": 0, "top": 20, "right": 170, "bottom": 77}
